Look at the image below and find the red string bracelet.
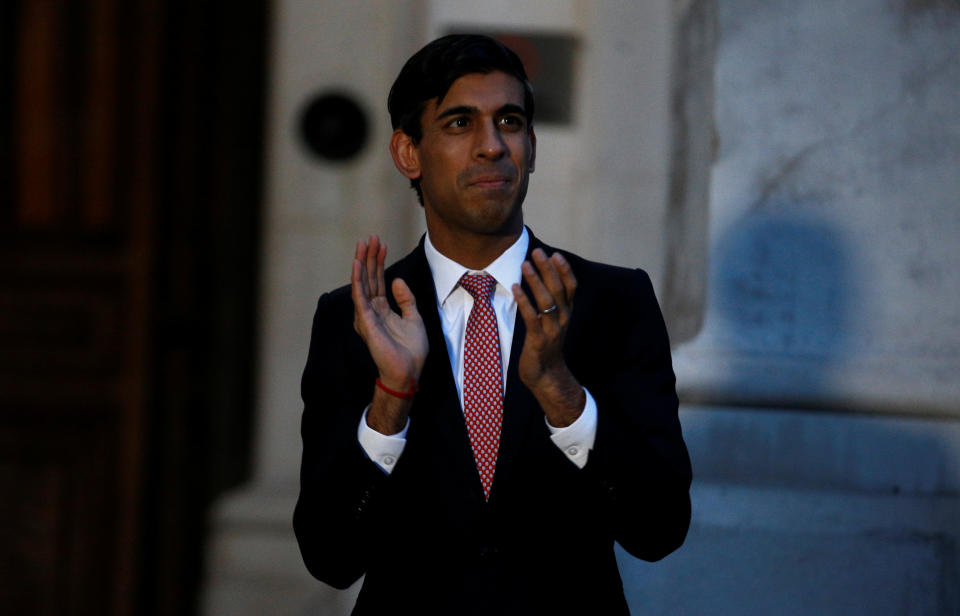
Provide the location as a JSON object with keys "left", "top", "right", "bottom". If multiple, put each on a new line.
{"left": 375, "top": 377, "right": 419, "bottom": 399}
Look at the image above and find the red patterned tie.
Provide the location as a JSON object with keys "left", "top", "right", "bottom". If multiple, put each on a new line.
{"left": 458, "top": 273, "right": 503, "bottom": 500}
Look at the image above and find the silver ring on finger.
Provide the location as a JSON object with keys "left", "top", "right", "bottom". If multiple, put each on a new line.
{"left": 538, "top": 304, "right": 559, "bottom": 317}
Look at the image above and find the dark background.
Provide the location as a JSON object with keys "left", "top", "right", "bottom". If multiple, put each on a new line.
{"left": 0, "top": 2, "right": 269, "bottom": 614}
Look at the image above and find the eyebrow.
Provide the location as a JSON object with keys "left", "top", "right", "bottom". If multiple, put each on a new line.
{"left": 434, "top": 103, "right": 527, "bottom": 122}
{"left": 435, "top": 105, "right": 476, "bottom": 122}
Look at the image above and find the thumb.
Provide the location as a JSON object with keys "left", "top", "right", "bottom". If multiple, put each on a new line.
{"left": 392, "top": 278, "right": 419, "bottom": 319}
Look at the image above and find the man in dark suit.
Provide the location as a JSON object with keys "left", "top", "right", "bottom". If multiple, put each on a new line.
{"left": 294, "top": 35, "right": 692, "bottom": 615}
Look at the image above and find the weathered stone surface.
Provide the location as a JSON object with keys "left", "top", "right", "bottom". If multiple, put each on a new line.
{"left": 674, "top": 0, "right": 960, "bottom": 417}
{"left": 620, "top": 481, "right": 959, "bottom": 615}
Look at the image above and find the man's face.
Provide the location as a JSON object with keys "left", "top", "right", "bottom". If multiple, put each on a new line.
{"left": 397, "top": 71, "right": 536, "bottom": 242}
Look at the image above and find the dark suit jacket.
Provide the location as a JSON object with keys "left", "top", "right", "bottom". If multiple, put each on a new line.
{"left": 294, "top": 230, "right": 692, "bottom": 615}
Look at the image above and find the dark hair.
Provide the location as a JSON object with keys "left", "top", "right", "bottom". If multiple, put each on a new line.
{"left": 388, "top": 34, "right": 535, "bottom": 203}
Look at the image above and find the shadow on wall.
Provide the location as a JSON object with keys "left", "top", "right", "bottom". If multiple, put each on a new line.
{"left": 710, "top": 209, "right": 858, "bottom": 402}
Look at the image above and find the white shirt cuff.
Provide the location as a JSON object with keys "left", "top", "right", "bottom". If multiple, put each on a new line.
{"left": 357, "top": 405, "right": 408, "bottom": 474}
{"left": 546, "top": 388, "right": 597, "bottom": 469}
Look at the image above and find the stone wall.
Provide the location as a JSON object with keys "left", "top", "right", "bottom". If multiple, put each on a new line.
{"left": 654, "top": 1, "right": 960, "bottom": 613}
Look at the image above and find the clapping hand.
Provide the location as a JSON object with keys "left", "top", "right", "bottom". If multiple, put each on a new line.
{"left": 351, "top": 235, "right": 428, "bottom": 433}
{"left": 511, "top": 248, "right": 585, "bottom": 427}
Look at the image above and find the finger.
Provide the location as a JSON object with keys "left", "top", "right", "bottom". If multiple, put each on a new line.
{"left": 354, "top": 238, "right": 366, "bottom": 264}
{"left": 354, "top": 240, "right": 372, "bottom": 298}
{"left": 358, "top": 248, "right": 371, "bottom": 299}
{"left": 532, "top": 249, "right": 568, "bottom": 311}
{"left": 512, "top": 283, "right": 542, "bottom": 337}
{"left": 357, "top": 239, "right": 376, "bottom": 299}
{"left": 392, "top": 278, "right": 419, "bottom": 320}
{"left": 521, "top": 260, "right": 558, "bottom": 317}
{"left": 551, "top": 252, "right": 577, "bottom": 305}
{"left": 351, "top": 259, "right": 372, "bottom": 317}
{"left": 376, "top": 240, "right": 387, "bottom": 301}
{"left": 366, "top": 235, "right": 381, "bottom": 297}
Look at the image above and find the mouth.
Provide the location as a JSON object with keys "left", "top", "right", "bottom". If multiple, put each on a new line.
{"left": 466, "top": 174, "right": 513, "bottom": 190}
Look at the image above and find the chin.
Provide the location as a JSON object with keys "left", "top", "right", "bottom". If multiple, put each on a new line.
{"left": 468, "top": 200, "right": 523, "bottom": 235}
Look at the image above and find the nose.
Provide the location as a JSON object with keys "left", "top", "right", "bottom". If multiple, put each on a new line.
{"left": 473, "top": 118, "right": 506, "bottom": 160}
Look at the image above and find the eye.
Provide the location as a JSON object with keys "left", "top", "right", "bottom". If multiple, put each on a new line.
{"left": 499, "top": 115, "right": 525, "bottom": 131}
{"left": 446, "top": 117, "right": 469, "bottom": 129}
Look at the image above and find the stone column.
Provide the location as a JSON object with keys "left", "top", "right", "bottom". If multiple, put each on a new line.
{"left": 638, "top": 1, "right": 960, "bottom": 613}
{"left": 201, "top": 2, "right": 423, "bottom": 613}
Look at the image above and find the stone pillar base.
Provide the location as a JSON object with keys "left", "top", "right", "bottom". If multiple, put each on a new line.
{"left": 201, "top": 485, "right": 361, "bottom": 616}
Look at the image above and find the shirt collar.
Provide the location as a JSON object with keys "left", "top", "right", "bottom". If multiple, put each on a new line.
{"left": 424, "top": 227, "right": 530, "bottom": 306}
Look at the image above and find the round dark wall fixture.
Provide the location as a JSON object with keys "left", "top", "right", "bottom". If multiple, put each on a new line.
{"left": 299, "top": 92, "right": 368, "bottom": 162}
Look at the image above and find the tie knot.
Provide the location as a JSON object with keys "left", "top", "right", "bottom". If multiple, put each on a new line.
{"left": 458, "top": 273, "right": 497, "bottom": 301}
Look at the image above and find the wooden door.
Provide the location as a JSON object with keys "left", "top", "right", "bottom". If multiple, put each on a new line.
{"left": 0, "top": 2, "right": 266, "bottom": 614}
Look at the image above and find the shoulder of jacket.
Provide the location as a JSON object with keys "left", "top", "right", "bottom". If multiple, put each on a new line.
{"left": 554, "top": 248, "right": 652, "bottom": 289}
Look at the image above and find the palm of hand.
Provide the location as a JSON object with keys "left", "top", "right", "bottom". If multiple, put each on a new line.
{"left": 366, "top": 294, "right": 428, "bottom": 381}
{"left": 351, "top": 236, "right": 429, "bottom": 388}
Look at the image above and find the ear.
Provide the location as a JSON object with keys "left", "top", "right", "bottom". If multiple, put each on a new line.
{"left": 528, "top": 127, "right": 536, "bottom": 173}
{"left": 390, "top": 129, "right": 421, "bottom": 181}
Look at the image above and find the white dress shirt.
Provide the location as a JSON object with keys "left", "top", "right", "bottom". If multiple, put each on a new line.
{"left": 358, "top": 228, "right": 597, "bottom": 474}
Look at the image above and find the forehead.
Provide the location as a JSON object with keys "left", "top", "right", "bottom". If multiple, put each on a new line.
{"left": 433, "top": 71, "right": 526, "bottom": 113}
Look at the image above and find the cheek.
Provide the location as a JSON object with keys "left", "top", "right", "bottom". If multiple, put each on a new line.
{"left": 510, "top": 138, "right": 533, "bottom": 166}
{"left": 428, "top": 157, "right": 462, "bottom": 187}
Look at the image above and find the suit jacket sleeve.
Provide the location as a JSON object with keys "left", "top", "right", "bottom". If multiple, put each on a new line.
{"left": 566, "top": 263, "right": 692, "bottom": 561}
{"left": 293, "top": 286, "right": 386, "bottom": 589}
